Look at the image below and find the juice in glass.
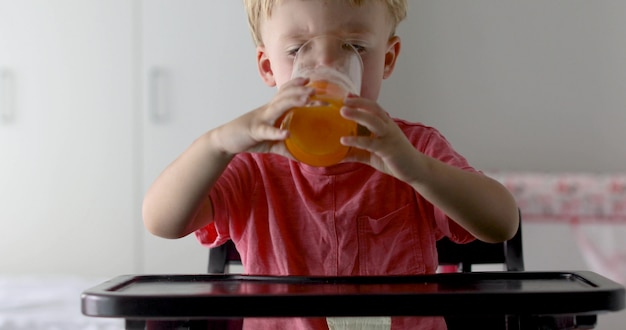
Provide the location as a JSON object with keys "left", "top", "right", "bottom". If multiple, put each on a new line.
{"left": 282, "top": 80, "right": 356, "bottom": 167}
{"left": 280, "top": 36, "right": 363, "bottom": 167}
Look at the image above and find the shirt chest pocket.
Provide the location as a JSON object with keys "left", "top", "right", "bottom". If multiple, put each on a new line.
{"left": 357, "top": 204, "right": 427, "bottom": 275}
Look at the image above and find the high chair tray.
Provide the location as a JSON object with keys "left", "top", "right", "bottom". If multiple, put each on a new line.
{"left": 81, "top": 271, "right": 624, "bottom": 318}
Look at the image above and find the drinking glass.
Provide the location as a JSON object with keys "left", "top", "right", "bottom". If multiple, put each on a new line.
{"left": 280, "top": 36, "right": 364, "bottom": 167}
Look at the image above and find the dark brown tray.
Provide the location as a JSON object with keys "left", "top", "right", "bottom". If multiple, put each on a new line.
{"left": 81, "top": 271, "right": 624, "bottom": 318}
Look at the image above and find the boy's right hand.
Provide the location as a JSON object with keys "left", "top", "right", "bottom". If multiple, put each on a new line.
{"left": 214, "top": 77, "right": 314, "bottom": 158}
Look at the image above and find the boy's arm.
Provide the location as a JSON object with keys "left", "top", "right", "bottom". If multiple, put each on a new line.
{"left": 408, "top": 155, "right": 519, "bottom": 243}
{"left": 341, "top": 96, "right": 519, "bottom": 243}
{"left": 142, "top": 130, "right": 233, "bottom": 239}
{"left": 142, "top": 78, "right": 314, "bottom": 239}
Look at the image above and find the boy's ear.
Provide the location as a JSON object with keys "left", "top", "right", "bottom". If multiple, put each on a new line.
{"left": 257, "top": 46, "right": 276, "bottom": 87}
{"left": 383, "top": 36, "right": 401, "bottom": 79}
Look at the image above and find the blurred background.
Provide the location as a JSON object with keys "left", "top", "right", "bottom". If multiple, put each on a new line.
{"left": 1, "top": 1, "right": 624, "bottom": 328}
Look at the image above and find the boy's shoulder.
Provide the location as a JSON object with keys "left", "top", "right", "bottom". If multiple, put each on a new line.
{"left": 391, "top": 117, "right": 442, "bottom": 137}
{"left": 390, "top": 117, "right": 459, "bottom": 157}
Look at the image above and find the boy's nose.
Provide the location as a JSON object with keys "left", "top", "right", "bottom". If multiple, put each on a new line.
{"left": 303, "top": 37, "right": 348, "bottom": 67}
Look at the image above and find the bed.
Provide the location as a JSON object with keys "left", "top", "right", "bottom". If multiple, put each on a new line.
{"left": 0, "top": 275, "right": 124, "bottom": 330}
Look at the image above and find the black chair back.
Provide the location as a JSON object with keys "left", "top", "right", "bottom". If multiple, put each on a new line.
{"left": 209, "top": 209, "right": 524, "bottom": 274}
{"left": 436, "top": 208, "right": 524, "bottom": 272}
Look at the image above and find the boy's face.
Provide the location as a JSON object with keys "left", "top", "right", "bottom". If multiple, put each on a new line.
{"left": 256, "top": 0, "right": 401, "bottom": 101}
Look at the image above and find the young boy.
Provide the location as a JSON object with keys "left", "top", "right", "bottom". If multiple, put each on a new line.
{"left": 142, "top": 0, "right": 519, "bottom": 329}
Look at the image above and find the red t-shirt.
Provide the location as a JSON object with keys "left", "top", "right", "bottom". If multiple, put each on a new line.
{"left": 195, "top": 119, "right": 477, "bottom": 329}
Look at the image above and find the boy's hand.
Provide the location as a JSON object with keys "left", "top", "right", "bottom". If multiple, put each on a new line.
{"left": 216, "top": 77, "right": 314, "bottom": 158}
{"left": 340, "top": 94, "right": 422, "bottom": 183}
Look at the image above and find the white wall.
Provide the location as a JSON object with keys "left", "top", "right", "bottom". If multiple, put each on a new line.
{"left": 380, "top": 0, "right": 626, "bottom": 172}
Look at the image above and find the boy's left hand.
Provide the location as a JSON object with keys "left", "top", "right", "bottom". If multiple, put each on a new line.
{"left": 340, "top": 94, "right": 423, "bottom": 184}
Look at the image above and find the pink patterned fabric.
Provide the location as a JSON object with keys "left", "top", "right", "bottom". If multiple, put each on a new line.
{"left": 487, "top": 172, "right": 626, "bottom": 222}
{"left": 487, "top": 172, "right": 626, "bottom": 284}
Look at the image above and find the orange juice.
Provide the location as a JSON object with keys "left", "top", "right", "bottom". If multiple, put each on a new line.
{"left": 281, "top": 80, "right": 357, "bottom": 167}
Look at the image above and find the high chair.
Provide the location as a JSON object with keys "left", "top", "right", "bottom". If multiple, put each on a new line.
{"left": 206, "top": 209, "right": 594, "bottom": 329}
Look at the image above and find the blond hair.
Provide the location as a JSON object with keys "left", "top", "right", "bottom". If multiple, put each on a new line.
{"left": 243, "top": 0, "right": 408, "bottom": 46}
